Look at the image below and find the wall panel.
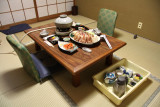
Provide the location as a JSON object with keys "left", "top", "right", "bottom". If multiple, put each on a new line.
{"left": 22, "top": 0, "right": 34, "bottom": 9}
{"left": 76, "top": 0, "right": 160, "bottom": 43}
{"left": 0, "top": 0, "right": 74, "bottom": 29}
{"left": 66, "top": 0, "right": 73, "bottom": 1}
{"left": 8, "top": 0, "right": 23, "bottom": 11}
{"left": 57, "top": 3, "right": 66, "bottom": 13}
{"left": 0, "top": 0, "right": 10, "bottom": 13}
{"left": 66, "top": 2, "right": 74, "bottom": 11}
{"left": 12, "top": 10, "right": 25, "bottom": 22}
{"left": 57, "top": 0, "right": 65, "bottom": 3}
{"left": 47, "top": 0, "right": 56, "bottom": 4}
{"left": 24, "top": 8, "right": 36, "bottom": 20}
{"left": 38, "top": 6, "right": 48, "bottom": 17}
{"left": 0, "top": 13, "right": 14, "bottom": 25}
{"left": 36, "top": 0, "right": 46, "bottom": 7}
{"left": 48, "top": 5, "right": 57, "bottom": 15}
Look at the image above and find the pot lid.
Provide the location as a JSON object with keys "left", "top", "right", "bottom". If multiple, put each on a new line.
{"left": 55, "top": 14, "right": 72, "bottom": 24}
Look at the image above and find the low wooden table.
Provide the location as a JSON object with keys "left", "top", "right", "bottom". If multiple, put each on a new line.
{"left": 25, "top": 23, "right": 126, "bottom": 87}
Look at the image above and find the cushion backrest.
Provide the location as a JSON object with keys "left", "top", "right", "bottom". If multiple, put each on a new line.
{"left": 6, "top": 35, "right": 40, "bottom": 82}
{"left": 97, "top": 8, "right": 117, "bottom": 36}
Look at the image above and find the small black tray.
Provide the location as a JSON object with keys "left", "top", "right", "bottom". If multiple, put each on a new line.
{"left": 47, "top": 36, "right": 59, "bottom": 45}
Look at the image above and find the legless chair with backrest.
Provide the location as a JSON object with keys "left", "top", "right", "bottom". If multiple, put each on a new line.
{"left": 6, "top": 35, "right": 52, "bottom": 82}
{"left": 97, "top": 8, "right": 117, "bottom": 36}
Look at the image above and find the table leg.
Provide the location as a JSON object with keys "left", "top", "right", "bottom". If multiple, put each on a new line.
{"left": 72, "top": 73, "right": 80, "bottom": 87}
{"left": 35, "top": 43, "right": 41, "bottom": 51}
{"left": 106, "top": 53, "right": 113, "bottom": 65}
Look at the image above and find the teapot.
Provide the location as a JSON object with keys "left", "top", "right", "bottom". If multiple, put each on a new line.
{"left": 55, "top": 14, "right": 73, "bottom": 29}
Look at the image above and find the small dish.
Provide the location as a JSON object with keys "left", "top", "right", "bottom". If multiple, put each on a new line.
{"left": 76, "top": 23, "right": 81, "bottom": 26}
{"left": 47, "top": 36, "right": 59, "bottom": 45}
{"left": 63, "top": 37, "right": 70, "bottom": 42}
{"left": 40, "top": 29, "right": 49, "bottom": 37}
{"left": 58, "top": 41, "right": 78, "bottom": 53}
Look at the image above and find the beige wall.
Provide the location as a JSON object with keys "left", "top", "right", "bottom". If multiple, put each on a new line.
{"left": 76, "top": 0, "right": 160, "bottom": 43}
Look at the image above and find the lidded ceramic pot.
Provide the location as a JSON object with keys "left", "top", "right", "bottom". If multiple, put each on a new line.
{"left": 55, "top": 14, "right": 73, "bottom": 29}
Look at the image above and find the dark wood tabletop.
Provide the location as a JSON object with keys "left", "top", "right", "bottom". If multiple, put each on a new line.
{"left": 24, "top": 23, "right": 126, "bottom": 87}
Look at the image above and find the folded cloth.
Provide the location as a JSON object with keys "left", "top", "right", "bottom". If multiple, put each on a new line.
{"left": 0, "top": 23, "right": 31, "bottom": 35}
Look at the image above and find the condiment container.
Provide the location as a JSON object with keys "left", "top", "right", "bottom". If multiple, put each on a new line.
{"left": 113, "top": 76, "right": 127, "bottom": 97}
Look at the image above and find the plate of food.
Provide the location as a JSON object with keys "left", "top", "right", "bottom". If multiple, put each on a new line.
{"left": 58, "top": 41, "right": 78, "bottom": 53}
{"left": 69, "top": 30, "right": 100, "bottom": 45}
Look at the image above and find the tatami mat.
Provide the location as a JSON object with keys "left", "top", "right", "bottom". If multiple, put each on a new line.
{"left": 114, "top": 28, "right": 160, "bottom": 78}
{"left": 147, "top": 86, "right": 160, "bottom": 107}
{"left": 0, "top": 15, "right": 160, "bottom": 107}
{"left": 69, "top": 15, "right": 96, "bottom": 25}
{"left": 0, "top": 80, "right": 70, "bottom": 107}
{"left": 0, "top": 33, "right": 33, "bottom": 95}
{"left": 52, "top": 58, "right": 160, "bottom": 107}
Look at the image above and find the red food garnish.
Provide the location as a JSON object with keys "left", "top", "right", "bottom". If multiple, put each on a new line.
{"left": 63, "top": 43, "right": 74, "bottom": 50}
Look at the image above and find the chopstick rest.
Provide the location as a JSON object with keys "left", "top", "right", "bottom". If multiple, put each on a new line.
{"left": 82, "top": 47, "right": 92, "bottom": 53}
